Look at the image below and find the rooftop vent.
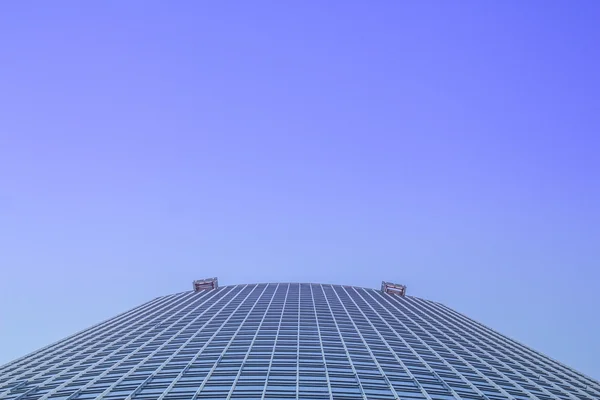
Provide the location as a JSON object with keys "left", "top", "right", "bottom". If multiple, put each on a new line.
{"left": 193, "top": 277, "right": 219, "bottom": 292}
{"left": 381, "top": 281, "right": 406, "bottom": 297}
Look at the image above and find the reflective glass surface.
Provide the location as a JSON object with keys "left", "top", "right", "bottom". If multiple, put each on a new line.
{"left": 1, "top": 283, "right": 598, "bottom": 400}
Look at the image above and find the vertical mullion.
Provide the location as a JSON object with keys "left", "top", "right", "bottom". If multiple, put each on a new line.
{"left": 412, "top": 297, "right": 594, "bottom": 400}
{"left": 261, "top": 283, "right": 291, "bottom": 400}
{"left": 433, "top": 299, "right": 600, "bottom": 398}
{"left": 190, "top": 284, "right": 271, "bottom": 399}
{"left": 1, "top": 282, "right": 595, "bottom": 400}
{"left": 367, "top": 289, "right": 519, "bottom": 399}
{"left": 224, "top": 283, "right": 280, "bottom": 400}
{"left": 328, "top": 286, "right": 402, "bottom": 400}
{"left": 0, "top": 295, "right": 167, "bottom": 378}
{"left": 410, "top": 297, "right": 580, "bottom": 399}
{"left": 0, "top": 291, "right": 196, "bottom": 400}
{"left": 317, "top": 284, "right": 368, "bottom": 400}
{"left": 437, "top": 300, "right": 600, "bottom": 391}
{"left": 308, "top": 284, "right": 334, "bottom": 400}
{"left": 357, "top": 288, "right": 492, "bottom": 400}
{"left": 98, "top": 285, "right": 244, "bottom": 400}
{"left": 36, "top": 289, "right": 219, "bottom": 400}
{"left": 296, "top": 283, "right": 301, "bottom": 400}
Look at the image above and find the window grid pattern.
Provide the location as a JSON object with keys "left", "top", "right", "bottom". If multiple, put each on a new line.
{"left": 0, "top": 283, "right": 598, "bottom": 400}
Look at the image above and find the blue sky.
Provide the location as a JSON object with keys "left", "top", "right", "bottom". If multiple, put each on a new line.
{"left": 1, "top": 1, "right": 599, "bottom": 380}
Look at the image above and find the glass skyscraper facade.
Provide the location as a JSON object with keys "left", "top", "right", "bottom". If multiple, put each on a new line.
{"left": 1, "top": 282, "right": 598, "bottom": 400}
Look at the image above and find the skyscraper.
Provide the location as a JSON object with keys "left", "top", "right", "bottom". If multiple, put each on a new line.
{"left": 0, "top": 280, "right": 598, "bottom": 400}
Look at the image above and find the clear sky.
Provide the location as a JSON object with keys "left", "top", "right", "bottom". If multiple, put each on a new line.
{"left": 1, "top": 1, "right": 599, "bottom": 381}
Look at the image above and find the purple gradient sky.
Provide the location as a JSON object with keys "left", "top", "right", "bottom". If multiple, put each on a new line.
{"left": 1, "top": 1, "right": 599, "bottom": 379}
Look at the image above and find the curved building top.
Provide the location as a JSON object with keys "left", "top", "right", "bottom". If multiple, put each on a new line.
{"left": 192, "top": 277, "right": 407, "bottom": 297}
